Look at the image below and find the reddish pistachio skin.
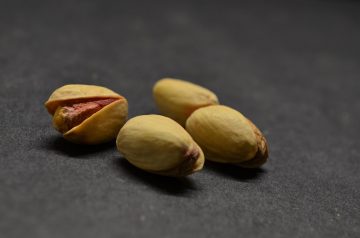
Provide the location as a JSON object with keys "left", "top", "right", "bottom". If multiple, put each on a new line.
{"left": 45, "top": 84, "right": 128, "bottom": 144}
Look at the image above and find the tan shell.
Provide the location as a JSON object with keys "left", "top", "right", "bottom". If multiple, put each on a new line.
{"left": 45, "top": 84, "right": 128, "bottom": 144}
{"left": 153, "top": 78, "right": 219, "bottom": 126}
{"left": 45, "top": 84, "right": 122, "bottom": 115}
{"left": 185, "top": 105, "right": 269, "bottom": 168}
{"left": 238, "top": 119, "right": 269, "bottom": 168}
{"left": 116, "top": 115, "right": 204, "bottom": 177}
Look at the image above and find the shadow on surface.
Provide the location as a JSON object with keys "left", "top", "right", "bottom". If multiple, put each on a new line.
{"left": 113, "top": 158, "right": 200, "bottom": 197}
{"left": 205, "top": 161, "right": 266, "bottom": 181}
{"left": 40, "top": 134, "right": 115, "bottom": 158}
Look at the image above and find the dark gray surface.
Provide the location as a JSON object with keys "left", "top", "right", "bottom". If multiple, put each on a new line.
{"left": 0, "top": 0, "right": 360, "bottom": 237}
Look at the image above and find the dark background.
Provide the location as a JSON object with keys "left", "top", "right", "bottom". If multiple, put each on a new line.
{"left": 0, "top": 0, "right": 359, "bottom": 237}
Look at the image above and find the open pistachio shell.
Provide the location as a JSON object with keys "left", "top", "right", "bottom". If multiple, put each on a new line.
{"left": 153, "top": 78, "right": 219, "bottom": 126}
{"left": 185, "top": 105, "right": 269, "bottom": 168}
{"left": 116, "top": 115, "right": 204, "bottom": 177}
{"left": 45, "top": 84, "right": 128, "bottom": 144}
{"left": 45, "top": 84, "right": 122, "bottom": 115}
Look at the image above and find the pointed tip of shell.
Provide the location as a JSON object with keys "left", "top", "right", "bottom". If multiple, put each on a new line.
{"left": 152, "top": 143, "right": 205, "bottom": 177}
{"left": 237, "top": 119, "right": 269, "bottom": 168}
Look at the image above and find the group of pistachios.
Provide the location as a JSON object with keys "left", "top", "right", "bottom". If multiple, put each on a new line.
{"left": 45, "top": 78, "right": 268, "bottom": 177}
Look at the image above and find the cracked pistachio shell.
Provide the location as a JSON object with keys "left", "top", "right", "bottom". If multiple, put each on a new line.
{"left": 185, "top": 105, "right": 268, "bottom": 168}
{"left": 153, "top": 78, "right": 219, "bottom": 126}
{"left": 116, "top": 115, "right": 205, "bottom": 177}
{"left": 45, "top": 84, "right": 128, "bottom": 144}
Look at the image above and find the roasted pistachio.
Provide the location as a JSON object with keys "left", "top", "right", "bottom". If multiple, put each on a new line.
{"left": 45, "top": 84, "right": 128, "bottom": 144}
{"left": 153, "top": 78, "right": 219, "bottom": 126}
{"left": 116, "top": 115, "right": 204, "bottom": 177}
{"left": 185, "top": 105, "right": 268, "bottom": 168}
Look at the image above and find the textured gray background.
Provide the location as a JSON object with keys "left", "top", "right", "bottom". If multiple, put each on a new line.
{"left": 0, "top": 0, "right": 359, "bottom": 237}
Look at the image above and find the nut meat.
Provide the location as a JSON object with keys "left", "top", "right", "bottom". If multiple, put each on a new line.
{"left": 45, "top": 84, "right": 128, "bottom": 144}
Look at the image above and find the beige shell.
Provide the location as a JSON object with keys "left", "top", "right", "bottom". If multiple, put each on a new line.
{"left": 45, "top": 84, "right": 122, "bottom": 115}
{"left": 45, "top": 84, "right": 128, "bottom": 144}
{"left": 185, "top": 105, "right": 268, "bottom": 168}
{"left": 116, "top": 115, "right": 204, "bottom": 177}
{"left": 153, "top": 78, "right": 219, "bottom": 126}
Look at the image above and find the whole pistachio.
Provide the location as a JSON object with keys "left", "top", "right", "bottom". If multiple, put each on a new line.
{"left": 116, "top": 115, "right": 204, "bottom": 177}
{"left": 153, "top": 78, "right": 219, "bottom": 126}
{"left": 45, "top": 84, "right": 128, "bottom": 144}
{"left": 185, "top": 105, "right": 268, "bottom": 168}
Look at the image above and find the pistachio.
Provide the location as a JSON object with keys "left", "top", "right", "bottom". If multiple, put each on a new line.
{"left": 45, "top": 84, "right": 128, "bottom": 144}
{"left": 185, "top": 105, "right": 268, "bottom": 168}
{"left": 153, "top": 78, "right": 219, "bottom": 126}
{"left": 116, "top": 115, "right": 204, "bottom": 177}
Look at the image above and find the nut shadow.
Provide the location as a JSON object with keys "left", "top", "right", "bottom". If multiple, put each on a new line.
{"left": 205, "top": 161, "right": 267, "bottom": 182}
{"left": 113, "top": 157, "right": 200, "bottom": 197}
{"left": 40, "top": 134, "right": 115, "bottom": 158}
